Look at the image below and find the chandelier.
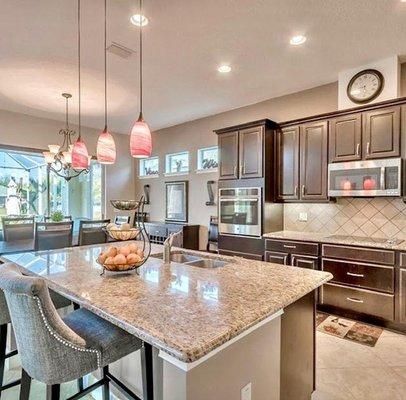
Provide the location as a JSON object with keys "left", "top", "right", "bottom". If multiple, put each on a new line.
{"left": 43, "top": 93, "right": 89, "bottom": 181}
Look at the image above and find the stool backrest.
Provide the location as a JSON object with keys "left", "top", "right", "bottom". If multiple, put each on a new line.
{"left": 78, "top": 219, "right": 110, "bottom": 246}
{"left": 34, "top": 221, "right": 73, "bottom": 251}
{"left": 208, "top": 216, "right": 218, "bottom": 243}
{"left": 0, "top": 263, "right": 86, "bottom": 383}
{"left": 0, "top": 290, "right": 10, "bottom": 326}
{"left": 2, "top": 217, "right": 35, "bottom": 242}
{"left": 114, "top": 215, "right": 131, "bottom": 226}
{"left": 44, "top": 215, "right": 72, "bottom": 222}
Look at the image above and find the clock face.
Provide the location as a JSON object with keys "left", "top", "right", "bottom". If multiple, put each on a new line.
{"left": 347, "top": 69, "right": 384, "bottom": 104}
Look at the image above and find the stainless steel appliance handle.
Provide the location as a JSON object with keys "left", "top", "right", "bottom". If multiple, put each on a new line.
{"left": 380, "top": 167, "right": 385, "bottom": 190}
{"left": 346, "top": 272, "right": 364, "bottom": 278}
{"left": 346, "top": 297, "right": 364, "bottom": 303}
{"left": 219, "top": 198, "right": 260, "bottom": 202}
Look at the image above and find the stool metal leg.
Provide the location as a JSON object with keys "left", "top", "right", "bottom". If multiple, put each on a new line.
{"left": 19, "top": 369, "right": 31, "bottom": 400}
{"left": 141, "top": 342, "right": 154, "bottom": 400}
{"left": 102, "top": 366, "right": 110, "bottom": 400}
{"left": 46, "top": 384, "right": 60, "bottom": 400}
{"left": 0, "top": 324, "right": 7, "bottom": 397}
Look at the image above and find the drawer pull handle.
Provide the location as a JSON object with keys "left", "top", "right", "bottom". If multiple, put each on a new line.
{"left": 346, "top": 297, "right": 364, "bottom": 304}
{"left": 283, "top": 245, "right": 296, "bottom": 249}
{"left": 346, "top": 272, "right": 365, "bottom": 278}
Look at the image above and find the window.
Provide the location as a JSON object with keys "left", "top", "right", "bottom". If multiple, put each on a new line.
{"left": 165, "top": 151, "right": 189, "bottom": 174}
{"left": 139, "top": 156, "right": 159, "bottom": 177}
{"left": 197, "top": 146, "right": 218, "bottom": 171}
{"left": 0, "top": 147, "right": 104, "bottom": 231}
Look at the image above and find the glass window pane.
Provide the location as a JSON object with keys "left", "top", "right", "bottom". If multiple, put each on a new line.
{"left": 198, "top": 146, "right": 218, "bottom": 170}
{"left": 140, "top": 157, "right": 159, "bottom": 176}
{"left": 165, "top": 152, "right": 189, "bottom": 173}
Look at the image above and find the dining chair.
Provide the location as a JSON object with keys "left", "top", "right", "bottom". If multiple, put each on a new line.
{"left": 2, "top": 217, "right": 34, "bottom": 242}
{"left": 44, "top": 216, "right": 72, "bottom": 222}
{"left": 34, "top": 221, "right": 74, "bottom": 251}
{"left": 206, "top": 216, "right": 218, "bottom": 253}
{"left": 0, "top": 263, "right": 149, "bottom": 400}
{"left": 0, "top": 286, "right": 72, "bottom": 398}
{"left": 78, "top": 219, "right": 110, "bottom": 246}
{"left": 114, "top": 215, "right": 131, "bottom": 226}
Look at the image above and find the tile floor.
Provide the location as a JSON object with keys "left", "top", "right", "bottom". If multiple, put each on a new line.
{"left": 313, "top": 329, "right": 406, "bottom": 400}
{"left": 3, "top": 328, "right": 406, "bottom": 399}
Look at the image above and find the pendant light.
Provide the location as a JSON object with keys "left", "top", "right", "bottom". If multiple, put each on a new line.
{"left": 72, "top": 0, "right": 90, "bottom": 170}
{"left": 96, "top": 0, "right": 116, "bottom": 164}
{"left": 130, "top": 0, "right": 152, "bottom": 158}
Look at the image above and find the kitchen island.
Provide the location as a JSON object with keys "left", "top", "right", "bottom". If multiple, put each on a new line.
{"left": 1, "top": 242, "right": 331, "bottom": 400}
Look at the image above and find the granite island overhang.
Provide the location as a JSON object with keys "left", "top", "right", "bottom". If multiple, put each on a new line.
{"left": 1, "top": 242, "right": 332, "bottom": 400}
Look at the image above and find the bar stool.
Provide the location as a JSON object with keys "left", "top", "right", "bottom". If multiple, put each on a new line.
{"left": 0, "top": 288, "right": 72, "bottom": 398}
{"left": 0, "top": 263, "right": 150, "bottom": 400}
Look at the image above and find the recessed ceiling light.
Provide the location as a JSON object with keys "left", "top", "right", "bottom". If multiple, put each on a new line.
{"left": 130, "top": 14, "right": 149, "bottom": 26}
{"left": 290, "top": 35, "right": 307, "bottom": 46}
{"left": 217, "top": 65, "right": 232, "bottom": 73}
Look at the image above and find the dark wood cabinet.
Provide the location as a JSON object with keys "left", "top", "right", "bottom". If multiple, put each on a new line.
{"left": 276, "top": 126, "right": 300, "bottom": 200}
{"left": 218, "top": 131, "right": 239, "bottom": 180}
{"left": 329, "top": 114, "right": 362, "bottom": 162}
{"left": 264, "top": 250, "right": 288, "bottom": 264}
{"left": 363, "top": 106, "right": 401, "bottom": 159}
{"left": 239, "top": 126, "right": 263, "bottom": 179}
{"left": 217, "top": 125, "right": 265, "bottom": 180}
{"left": 300, "top": 121, "right": 328, "bottom": 201}
{"left": 399, "top": 268, "right": 406, "bottom": 324}
{"left": 292, "top": 255, "right": 318, "bottom": 269}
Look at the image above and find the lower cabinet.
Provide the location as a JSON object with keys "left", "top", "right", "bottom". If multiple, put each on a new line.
{"left": 399, "top": 268, "right": 406, "bottom": 324}
{"left": 218, "top": 235, "right": 264, "bottom": 260}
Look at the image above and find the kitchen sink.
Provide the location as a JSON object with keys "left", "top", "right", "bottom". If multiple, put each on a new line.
{"left": 151, "top": 251, "right": 227, "bottom": 268}
{"left": 185, "top": 259, "right": 227, "bottom": 268}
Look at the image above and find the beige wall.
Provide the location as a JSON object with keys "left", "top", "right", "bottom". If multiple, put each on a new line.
{"left": 0, "top": 108, "right": 135, "bottom": 220}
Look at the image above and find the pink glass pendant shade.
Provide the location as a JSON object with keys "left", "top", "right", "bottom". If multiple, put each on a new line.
{"left": 130, "top": 117, "right": 152, "bottom": 158}
{"left": 71, "top": 137, "right": 90, "bottom": 169}
{"left": 97, "top": 128, "right": 116, "bottom": 164}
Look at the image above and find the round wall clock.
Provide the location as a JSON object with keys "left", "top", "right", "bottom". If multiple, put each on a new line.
{"left": 346, "top": 69, "right": 384, "bottom": 104}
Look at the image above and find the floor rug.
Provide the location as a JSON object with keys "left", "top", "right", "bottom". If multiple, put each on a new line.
{"left": 316, "top": 312, "right": 383, "bottom": 347}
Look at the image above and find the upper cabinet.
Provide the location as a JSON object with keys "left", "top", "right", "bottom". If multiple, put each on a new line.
{"left": 363, "top": 106, "right": 400, "bottom": 159}
{"left": 329, "top": 114, "right": 362, "bottom": 162}
{"left": 276, "top": 126, "right": 300, "bottom": 200}
{"left": 276, "top": 121, "right": 328, "bottom": 202}
{"left": 218, "top": 131, "right": 239, "bottom": 180}
{"left": 216, "top": 120, "right": 275, "bottom": 181}
{"left": 329, "top": 105, "right": 401, "bottom": 162}
{"left": 300, "top": 121, "right": 328, "bottom": 200}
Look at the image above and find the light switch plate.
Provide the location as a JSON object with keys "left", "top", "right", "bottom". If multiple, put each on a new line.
{"left": 298, "top": 212, "right": 308, "bottom": 222}
{"left": 241, "top": 382, "right": 252, "bottom": 400}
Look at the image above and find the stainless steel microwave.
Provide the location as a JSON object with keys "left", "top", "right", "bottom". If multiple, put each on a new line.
{"left": 218, "top": 187, "right": 262, "bottom": 237}
{"left": 328, "top": 158, "right": 402, "bottom": 197}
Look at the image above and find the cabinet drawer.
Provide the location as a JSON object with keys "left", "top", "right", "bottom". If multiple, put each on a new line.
{"left": 321, "top": 283, "right": 394, "bottom": 321}
{"left": 219, "top": 249, "right": 263, "bottom": 261}
{"left": 265, "top": 239, "right": 318, "bottom": 256}
{"left": 322, "top": 258, "right": 394, "bottom": 293}
{"left": 322, "top": 244, "right": 395, "bottom": 265}
{"left": 399, "top": 253, "right": 406, "bottom": 268}
{"left": 146, "top": 224, "right": 167, "bottom": 237}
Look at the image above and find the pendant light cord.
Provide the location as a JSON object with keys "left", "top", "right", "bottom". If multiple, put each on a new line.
{"left": 104, "top": 0, "right": 108, "bottom": 130}
{"left": 139, "top": 0, "right": 143, "bottom": 120}
{"left": 78, "top": 0, "right": 81, "bottom": 139}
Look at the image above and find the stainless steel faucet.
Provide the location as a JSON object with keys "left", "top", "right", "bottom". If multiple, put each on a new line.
{"left": 163, "top": 230, "right": 183, "bottom": 263}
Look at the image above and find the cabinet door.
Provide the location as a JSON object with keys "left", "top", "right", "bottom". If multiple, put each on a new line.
{"left": 276, "top": 126, "right": 300, "bottom": 200}
{"left": 329, "top": 114, "right": 362, "bottom": 162}
{"left": 291, "top": 255, "right": 318, "bottom": 269}
{"left": 265, "top": 251, "right": 289, "bottom": 265}
{"left": 300, "top": 121, "right": 328, "bottom": 200}
{"left": 239, "top": 126, "right": 263, "bottom": 179}
{"left": 363, "top": 106, "right": 400, "bottom": 159}
{"left": 400, "top": 268, "right": 406, "bottom": 324}
{"left": 218, "top": 131, "right": 239, "bottom": 180}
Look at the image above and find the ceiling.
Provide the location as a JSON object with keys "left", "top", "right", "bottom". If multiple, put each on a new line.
{"left": 0, "top": 0, "right": 406, "bottom": 133}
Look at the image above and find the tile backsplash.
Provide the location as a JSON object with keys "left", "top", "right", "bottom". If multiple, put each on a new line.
{"left": 284, "top": 198, "right": 406, "bottom": 240}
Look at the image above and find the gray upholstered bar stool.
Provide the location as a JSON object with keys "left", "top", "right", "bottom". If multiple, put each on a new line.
{"left": 0, "top": 263, "right": 146, "bottom": 400}
{"left": 0, "top": 288, "right": 72, "bottom": 398}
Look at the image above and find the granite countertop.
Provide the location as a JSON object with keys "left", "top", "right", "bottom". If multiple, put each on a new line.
{"left": 263, "top": 230, "right": 406, "bottom": 251}
{"left": 1, "top": 242, "right": 331, "bottom": 363}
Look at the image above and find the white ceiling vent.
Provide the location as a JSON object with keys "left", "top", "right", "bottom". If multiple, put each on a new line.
{"left": 107, "top": 42, "right": 135, "bottom": 59}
